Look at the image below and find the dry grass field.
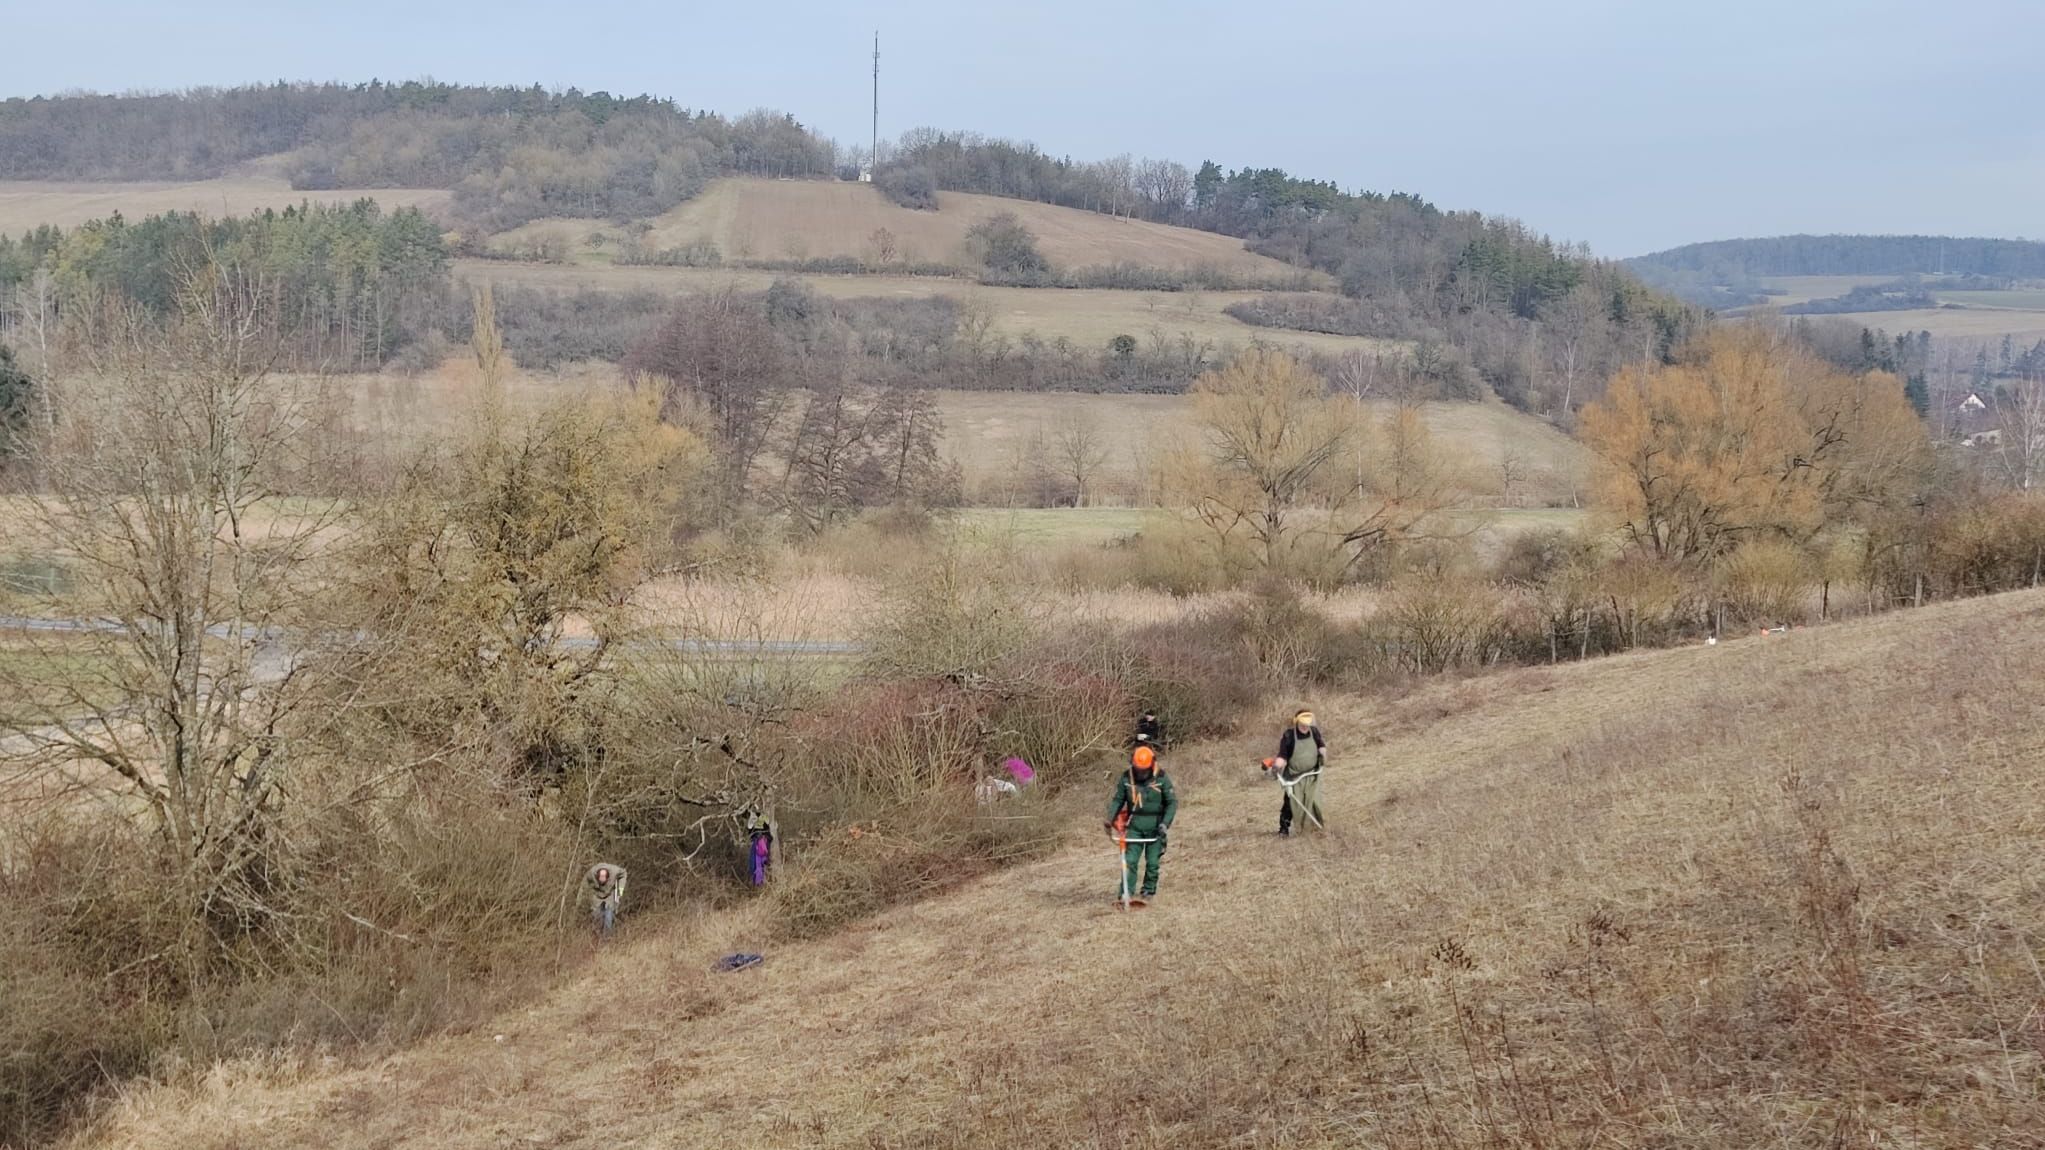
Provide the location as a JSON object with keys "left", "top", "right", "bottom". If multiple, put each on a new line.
{"left": 0, "top": 175, "right": 449, "bottom": 235}
{"left": 457, "top": 258, "right": 1388, "bottom": 359}
{"left": 1821, "top": 306, "right": 2045, "bottom": 343}
{"left": 934, "top": 389, "right": 1590, "bottom": 506}
{"left": 1751, "top": 275, "right": 1894, "bottom": 306}
{"left": 343, "top": 362, "right": 1588, "bottom": 509}
{"left": 1743, "top": 276, "right": 2045, "bottom": 344}
{"left": 492, "top": 177, "right": 1305, "bottom": 278}
{"left": 68, "top": 589, "right": 2045, "bottom": 1149}
{"left": 1938, "top": 289, "right": 2045, "bottom": 311}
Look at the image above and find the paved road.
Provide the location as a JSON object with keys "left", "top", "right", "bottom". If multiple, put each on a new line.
{"left": 0, "top": 615, "right": 860, "bottom": 657}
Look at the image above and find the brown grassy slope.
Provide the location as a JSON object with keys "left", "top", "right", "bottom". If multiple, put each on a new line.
{"left": 495, "top": 177, "right": 1303, "bottom": 278}
{"left": 0, "top": 176, "right": 449, "bottom": 234}
{"left": 73, "top": 591, "right": 2045, "bottom": 1148}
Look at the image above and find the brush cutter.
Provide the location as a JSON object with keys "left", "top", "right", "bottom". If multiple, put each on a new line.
{"left": 1260, "top": 757, "right": 1325, "bottom": 830}
{"left": 1110, "top": 830, "right": 1163, "bottom": 910}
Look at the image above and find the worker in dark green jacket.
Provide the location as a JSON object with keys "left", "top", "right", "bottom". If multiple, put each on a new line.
{"left": 1103, "top": 744, "right": 1177, "bottom": 902}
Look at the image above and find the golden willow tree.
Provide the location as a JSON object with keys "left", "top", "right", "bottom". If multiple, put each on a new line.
{"left": 1579, "top": 326, "right": 1928, "bottom": 564}
{"left": 1172, "top": 349, "right": 1458, "bottom": 579}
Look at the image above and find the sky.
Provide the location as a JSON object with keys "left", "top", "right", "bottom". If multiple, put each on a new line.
{"left": 5, "top": 0, "right": 2041, "bottom": 257}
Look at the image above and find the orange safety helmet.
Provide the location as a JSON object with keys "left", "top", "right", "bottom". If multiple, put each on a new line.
{"left": 1131, "top": 745, "right": 1156, "bottom": 770}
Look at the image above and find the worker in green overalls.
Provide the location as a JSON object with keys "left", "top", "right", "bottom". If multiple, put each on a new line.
{"left": 1103, "top": 744, "right": 1177, "bottom": 903}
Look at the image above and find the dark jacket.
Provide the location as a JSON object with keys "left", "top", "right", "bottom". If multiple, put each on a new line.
{"left": 1105, "top": 769, "right": 1178, "bottom": 836}
{"left": 1131, "top": 714, "right": 1163, "bottom": 749}
{"left": 1276, "top": 726, "right": 1326, "bottom": 780}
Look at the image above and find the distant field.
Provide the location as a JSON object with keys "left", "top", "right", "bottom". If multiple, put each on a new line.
{"left": 936, "top": 390, "right": 1590, "bottom": 507}
{"left": 1744, "top": 276, "right": 2045, "bottom": 343}
{"left": 946, "top": 507, "right": 1160, "bottom": 548}
{"left": 458, "top": 258, "right": 1391, "bottom": 358}
{"left": 1933, "top": 289, "right": 2045, "bottom": 311}
{"left": 337, "top": 362, "right": 1586, "bottom": 510}
{"left": 0, "top": 175, "right": 450, "bottom": 234}
{"left": 1822, "top": 307, "right": 2045, "bottom": 343}
{"left": 492, "top": 177, "right": 1306, "bottom": 279}
{"left": 950, "top": 505, "right": 1588, "bottom": 550}
{"left": 1752, "top": 275, "right": 1894, "bottom": 306}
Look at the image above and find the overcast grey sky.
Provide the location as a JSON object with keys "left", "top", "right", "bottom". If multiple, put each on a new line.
{"left": 6, "top": 0, "right": 2039, "bottom": 256}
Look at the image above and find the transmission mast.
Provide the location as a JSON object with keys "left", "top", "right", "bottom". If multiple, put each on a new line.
{"left": 870, "top": 31, "right": 880, "bottom": 178}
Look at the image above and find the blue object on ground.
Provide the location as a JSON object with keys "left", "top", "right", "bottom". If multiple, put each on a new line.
{"left": 714, "top": 952, "right": 764, "bottom": 973}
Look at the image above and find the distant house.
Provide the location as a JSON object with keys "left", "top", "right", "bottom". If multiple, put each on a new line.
{"left": 1951, "top": 392, "right": 1999, "bottom": 440}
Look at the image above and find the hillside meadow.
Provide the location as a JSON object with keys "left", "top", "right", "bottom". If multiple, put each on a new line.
{"left": 64, "top": 588, "right": 2045, "bottom": 1149}
{"left": 489, "top": 177, "right": 1307, "bottom": 278}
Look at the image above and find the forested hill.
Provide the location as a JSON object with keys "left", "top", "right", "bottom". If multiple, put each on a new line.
{"left": 0, "top": 82, "right": 838, "bottom": 232}
{"left": 872, "top": 131, "right": 1699, "bottom": 411}
{"left": 1630, "top": 235, "right": 2045, "bottom": 280}
{"left": 2, "top": 84, "right": 1699, "bottom": 415}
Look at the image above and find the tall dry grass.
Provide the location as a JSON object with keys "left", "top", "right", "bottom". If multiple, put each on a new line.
{"left": 65, "top": 587, "right": 2045, "bottom": 1150}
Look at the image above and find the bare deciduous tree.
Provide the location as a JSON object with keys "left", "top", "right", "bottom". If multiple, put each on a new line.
{"left": 778, "top": 380, "right": 882, "bottom": 535}
{"left": 1134, "top": 158, "right": 1195, "bottom": 217}
{"left": 0, "top": 271, "right": 350, "bottom": 981}
{"left": 1993, "top": 380, "right": 2045, "bottom": 491}
{"left": 1541, "top": 282, "right": 1605, "bottom": 419}
{"left": 777, "top": 379, "right": 954, "bottom": 533}
{"left": 1050, "top": 411, "right": 1110, "bottom": 508}
{"left": 867, "top": 227, "right": 900, "bottom": 267}
{"left": 625, "top": 291, "right": 789, "bottom": 517}
{"left": 1172, "top": 350, "right": 1451, "bottom": 576}
{"left": 869, "top": 382, "right": 954, "bottom": 505}
{"left": 1498, "top": 451, "right": 1529, "bottom": 509}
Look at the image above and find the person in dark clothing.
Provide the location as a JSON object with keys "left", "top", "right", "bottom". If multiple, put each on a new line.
{"left": 1131, "top": 710, "right": 1163, "bottom": 751}
{"left": 1104, "top": 744, "right": 1177, "bottom": 902}
{"left": 1270, "top": 709, "right": 1327, "bottom": 836}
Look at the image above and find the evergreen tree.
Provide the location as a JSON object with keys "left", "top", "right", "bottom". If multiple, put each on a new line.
{"left": 0, "top": 344, "right": 32, "bottom": 456}
{"left": 1904, "top": 373, "right": 1930, "bottom": 417}
{"left": 1193, "top": 160, "right": 1223, "bottom": 210}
